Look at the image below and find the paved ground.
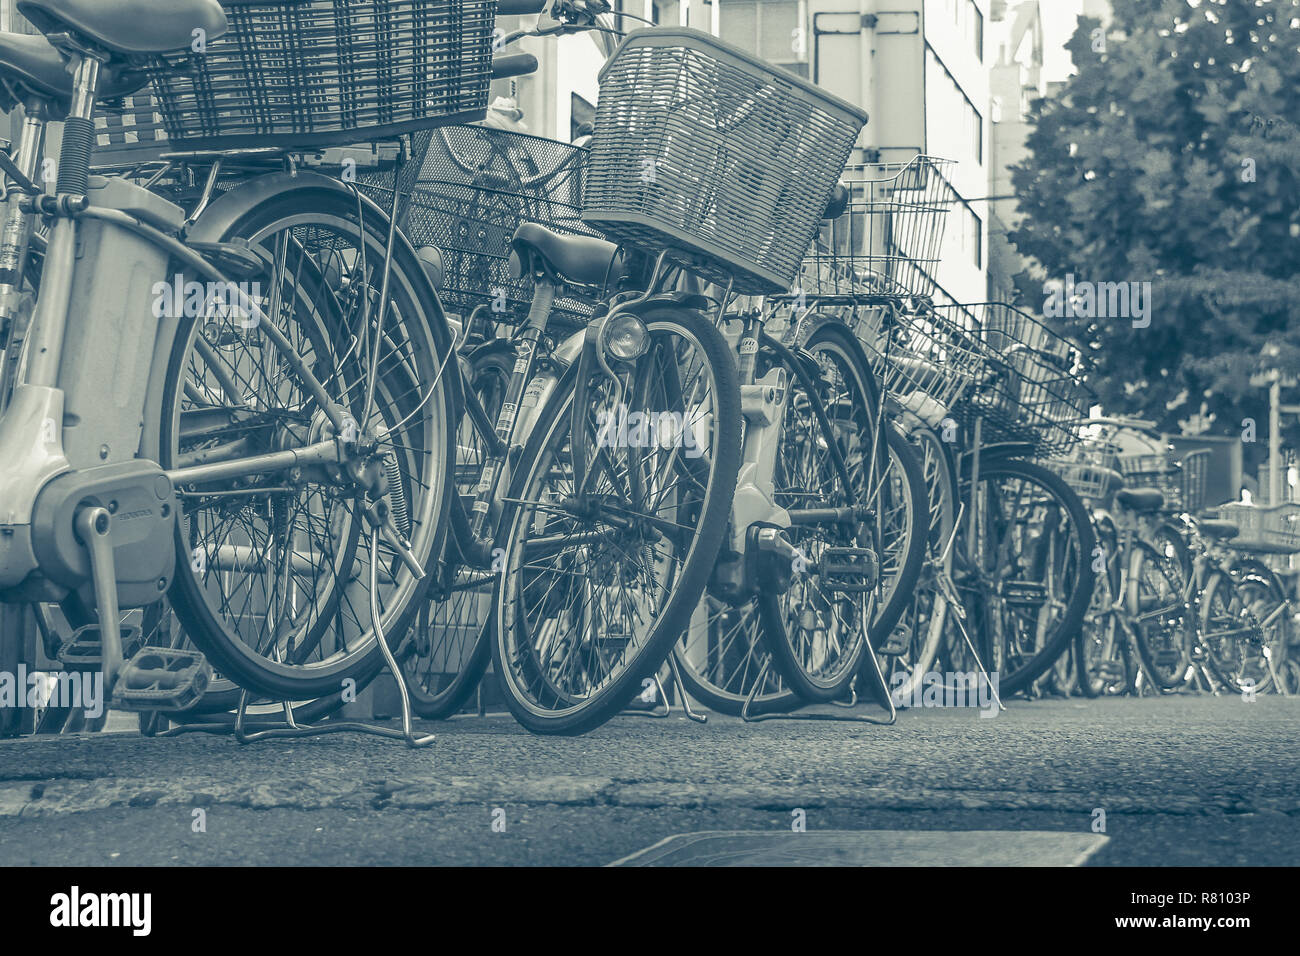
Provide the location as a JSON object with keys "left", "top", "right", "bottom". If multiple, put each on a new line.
{"left": 1, "top": 696, "right": 1296, "bottom": 866}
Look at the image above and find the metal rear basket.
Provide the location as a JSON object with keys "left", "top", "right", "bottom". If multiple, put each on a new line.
{"left": 939, "top": 302, "right": 1093, "bottom": 455}
{"left": 798, "top": 155, "right": 957, "bottom": 300}
{"left": 1216, "top": 503, "right": 1300, "bottom": 554}
{"left": 93, "top": 92, "right": 169, "bottom": 166}
{"left": 1047, "top": 436, "right": 1122, "bottom": 502}
{"left": 855, "top": 299, "right": 989, "bottom": 423}
{"left": 143, "top": 0, "right": 497, "bottom": 151}
{"left": 1117, "top": 449, "right": 1179, "bottom": 509}
{"left": 369, "top": 125, "right": 605, "bottom": 324}
{"left": 581, "top": 27, "right": 867, "bottom": 295}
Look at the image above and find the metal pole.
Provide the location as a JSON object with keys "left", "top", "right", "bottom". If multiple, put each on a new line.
{"left": 1270, "top": 375, "right": 1281, "bottom": 505}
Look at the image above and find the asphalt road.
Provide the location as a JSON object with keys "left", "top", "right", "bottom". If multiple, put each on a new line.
{"left": 1, "top": 696, "right": 1296, "bottom": 866}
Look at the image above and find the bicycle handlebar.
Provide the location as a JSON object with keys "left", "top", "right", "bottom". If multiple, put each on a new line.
{"left": 491, "top": 52, "right": 539, "bottom": 79}
{"left": 497, "top": 0, "right": 549, "bottom": 16}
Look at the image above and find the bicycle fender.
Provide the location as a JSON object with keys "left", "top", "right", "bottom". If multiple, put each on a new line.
{"left": 141, "top": 171, "right": 463, "bottom": 459}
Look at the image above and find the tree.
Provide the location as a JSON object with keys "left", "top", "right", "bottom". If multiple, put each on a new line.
{"left": 1009, "top": 0, "right": 1300, "bottom": 463}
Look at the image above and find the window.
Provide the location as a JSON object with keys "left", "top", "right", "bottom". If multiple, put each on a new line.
{"left": 926, "top": 46, "right": 984, "bottom": 164}
{"left": 932, "top": 0, "right": 983, "bottom": 61}
{"left": 718, "top": 0, "right": 809, "bottom": 79}
{"left": 961, "top": 203, "right": 983, "bottom": 268}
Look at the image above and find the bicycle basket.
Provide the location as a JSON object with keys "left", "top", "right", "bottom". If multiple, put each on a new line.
{"left": 938, "top": 302, "right": 1094, "bottom": 454}
{"left": 1050, "top": 461, "right": 1114, "bottom": 502}
{"left": 855, "top": 299, "right": 989, "bottom": 422}
{"left": 1045, "top": 436, "right": 1122, "bottom": 502}
{"left": 1216, "top": 502, "right": 1300, "bottom": 554}
{"left": 144, "top": 0, "right": 497, "bottom": 151}
{"left": 1179, "top": 449, "right": 1210, "bottom": 514}
{"left": 374, "top": 125, "right": 604, "bottom": 324}
{"left": 799, "top": 156, "right": 957, "bottom": 300}
{"left": 93, "top": 92, "right": 169, "bottom": 166}
{"left": 581, "top": 28, "right": 867, "bottom": 295}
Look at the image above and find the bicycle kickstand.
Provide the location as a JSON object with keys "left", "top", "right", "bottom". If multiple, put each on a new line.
{"left": 622, "top": 655, "right": 708, "bottom": 723}
{"left": 739, "top": 649, "right": 898, "bottom": 726}
{"left": 234, "top": 522, "right": 435, "bottom": 747}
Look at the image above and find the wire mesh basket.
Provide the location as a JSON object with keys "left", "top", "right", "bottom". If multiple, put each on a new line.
{"left": 854, "top": 299, "right": 989, "bottom": 424}
{"left": 1215, "top": 503, "right": 1300, "bottom": 554}
{"left": 938, "top": 302, "right": 1094, "bottom": 455}
{"left": 1178, "top": 449, "right": 1210, "bottom": 514}
{"left": 143, "top": 0, "right": 497, "bottom": 151}
{"left": 581, "top": 28, "right": 867, "bottom": 295}
{"left": 1046, "top": 436, "right": 1122, "bottom": 502}
{"left": 797, "top": 155, "right": 957, "bottom": 300}
{"left": 364, "top": 125, "right": 605, "bottom": 324}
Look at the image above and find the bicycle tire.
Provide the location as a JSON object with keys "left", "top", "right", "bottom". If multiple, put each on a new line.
{"left": 491, "top": 306, "right": 741, "bottom": 734}
{"left": 758, "top": 322, "right": 885, "bottom": 702}
{"left": 1127, "top": 539, "right": 1193, "bottom": 690}
{"left": 158, "top": 183, "right": 456, "bottom": 699}
{"left": 965, "top": 457, "right": 1097, "bottom": 695}
{"left": 397, "top": 340, "right": 513, "bottom": 718}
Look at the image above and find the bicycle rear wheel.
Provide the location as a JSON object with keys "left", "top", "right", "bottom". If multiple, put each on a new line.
{"left": 1076, "top": 519, "right": 1132, "bottom": 697}
{"left": 962, "top": 457, "right": 1096, "bottom": 695}
{"left": 491, "top": 307, "right": 741, "bottom": 734}
{"left": 1200, "top": 567, "right": 1272, "bottom": 694}
{"left": 881, "top": 424, "right": 956, "bottom": 702}
{"left": 1128, "top": 539, "right": 1193, "bottom": 690}
{"left": 672, "top": 321, "right": 900, "bottom": 712}
{"left": 401, "top": 339, "right": 513, "bottom": 718}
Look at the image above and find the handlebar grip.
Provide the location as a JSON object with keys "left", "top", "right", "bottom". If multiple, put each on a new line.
{"left": 822, "top": 184, "right": 849, "bottom": 221}
{"left": 497, "top": 0, "right": 549, "bottom": 15}
{"left": 491, "top": 52, "right": 539, "bottom": 80}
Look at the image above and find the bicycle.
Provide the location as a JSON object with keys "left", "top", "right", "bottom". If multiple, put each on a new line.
{"left": 482, "top": 26, "right": 870, "bottom": 730}
{"left": 668, "top": 152, "right": 968, "bottom": 719}
{"left": 0, "top": 0, "right": 582, "bottom": 730}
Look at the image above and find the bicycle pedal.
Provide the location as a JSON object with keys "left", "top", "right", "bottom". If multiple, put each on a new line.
{"left": 1000, "top": 581, "right": 1047, "bottom": 605}
{"left": 1096, "top": 661, "right": 1125, "bottom": 680}
{"left": 876, "top": 624, "right": 911, "bottom": 656}
{"left": 110, "top": 648, "right": 211, "bottom": 712}
{"left": 58, "top": 625, "right": 144, "bottom": 673}
{"left": 818, "top": 546, "right": 879, "bottom": 593}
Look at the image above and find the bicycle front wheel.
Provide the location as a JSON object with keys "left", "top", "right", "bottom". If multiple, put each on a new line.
{"left": 491, "top": 307, "right": 741, "bottom": 734}
{"left": 158, "top": 183, "right": 455, "bottom": 699}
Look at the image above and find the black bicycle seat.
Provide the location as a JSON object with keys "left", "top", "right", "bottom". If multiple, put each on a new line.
{"left": 1197, "top": 518, "right": 1239, "bottom": 541}
{"left": 0, "top": 33, "right": 147, "bottom": 113}
{"left": 19, "top": 0, "right": 227, "bottom": 56}
{"left": 1114, "top": 487, "right": 1165, "bottom": 512}
{"left": 510, "top": 221, "right": 626, "bottom": 287}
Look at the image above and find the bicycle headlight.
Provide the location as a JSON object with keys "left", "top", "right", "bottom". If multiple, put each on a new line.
{"left": 600, "top": 313, "right": 648, "bottom": 362}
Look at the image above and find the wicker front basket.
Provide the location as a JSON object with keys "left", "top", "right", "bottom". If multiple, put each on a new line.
{"left": 582, "top": 28, "right": 868, "bottom": 295}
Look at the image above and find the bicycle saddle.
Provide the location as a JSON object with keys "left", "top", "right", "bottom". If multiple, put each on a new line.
{"left": 19, "top": 0, "right": 227, "bottom": 56}
{"left": 0, "top": 33, "right": 147, "bottom": 111}
{"left": 510, "top": 221, "right": 627, "bottom": 287}
{"left": 1197, "top": 518, "right": 1239, "bottom": 541}
{"left": 1114, "top": 487, "right": 1165, "bottom": 512}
